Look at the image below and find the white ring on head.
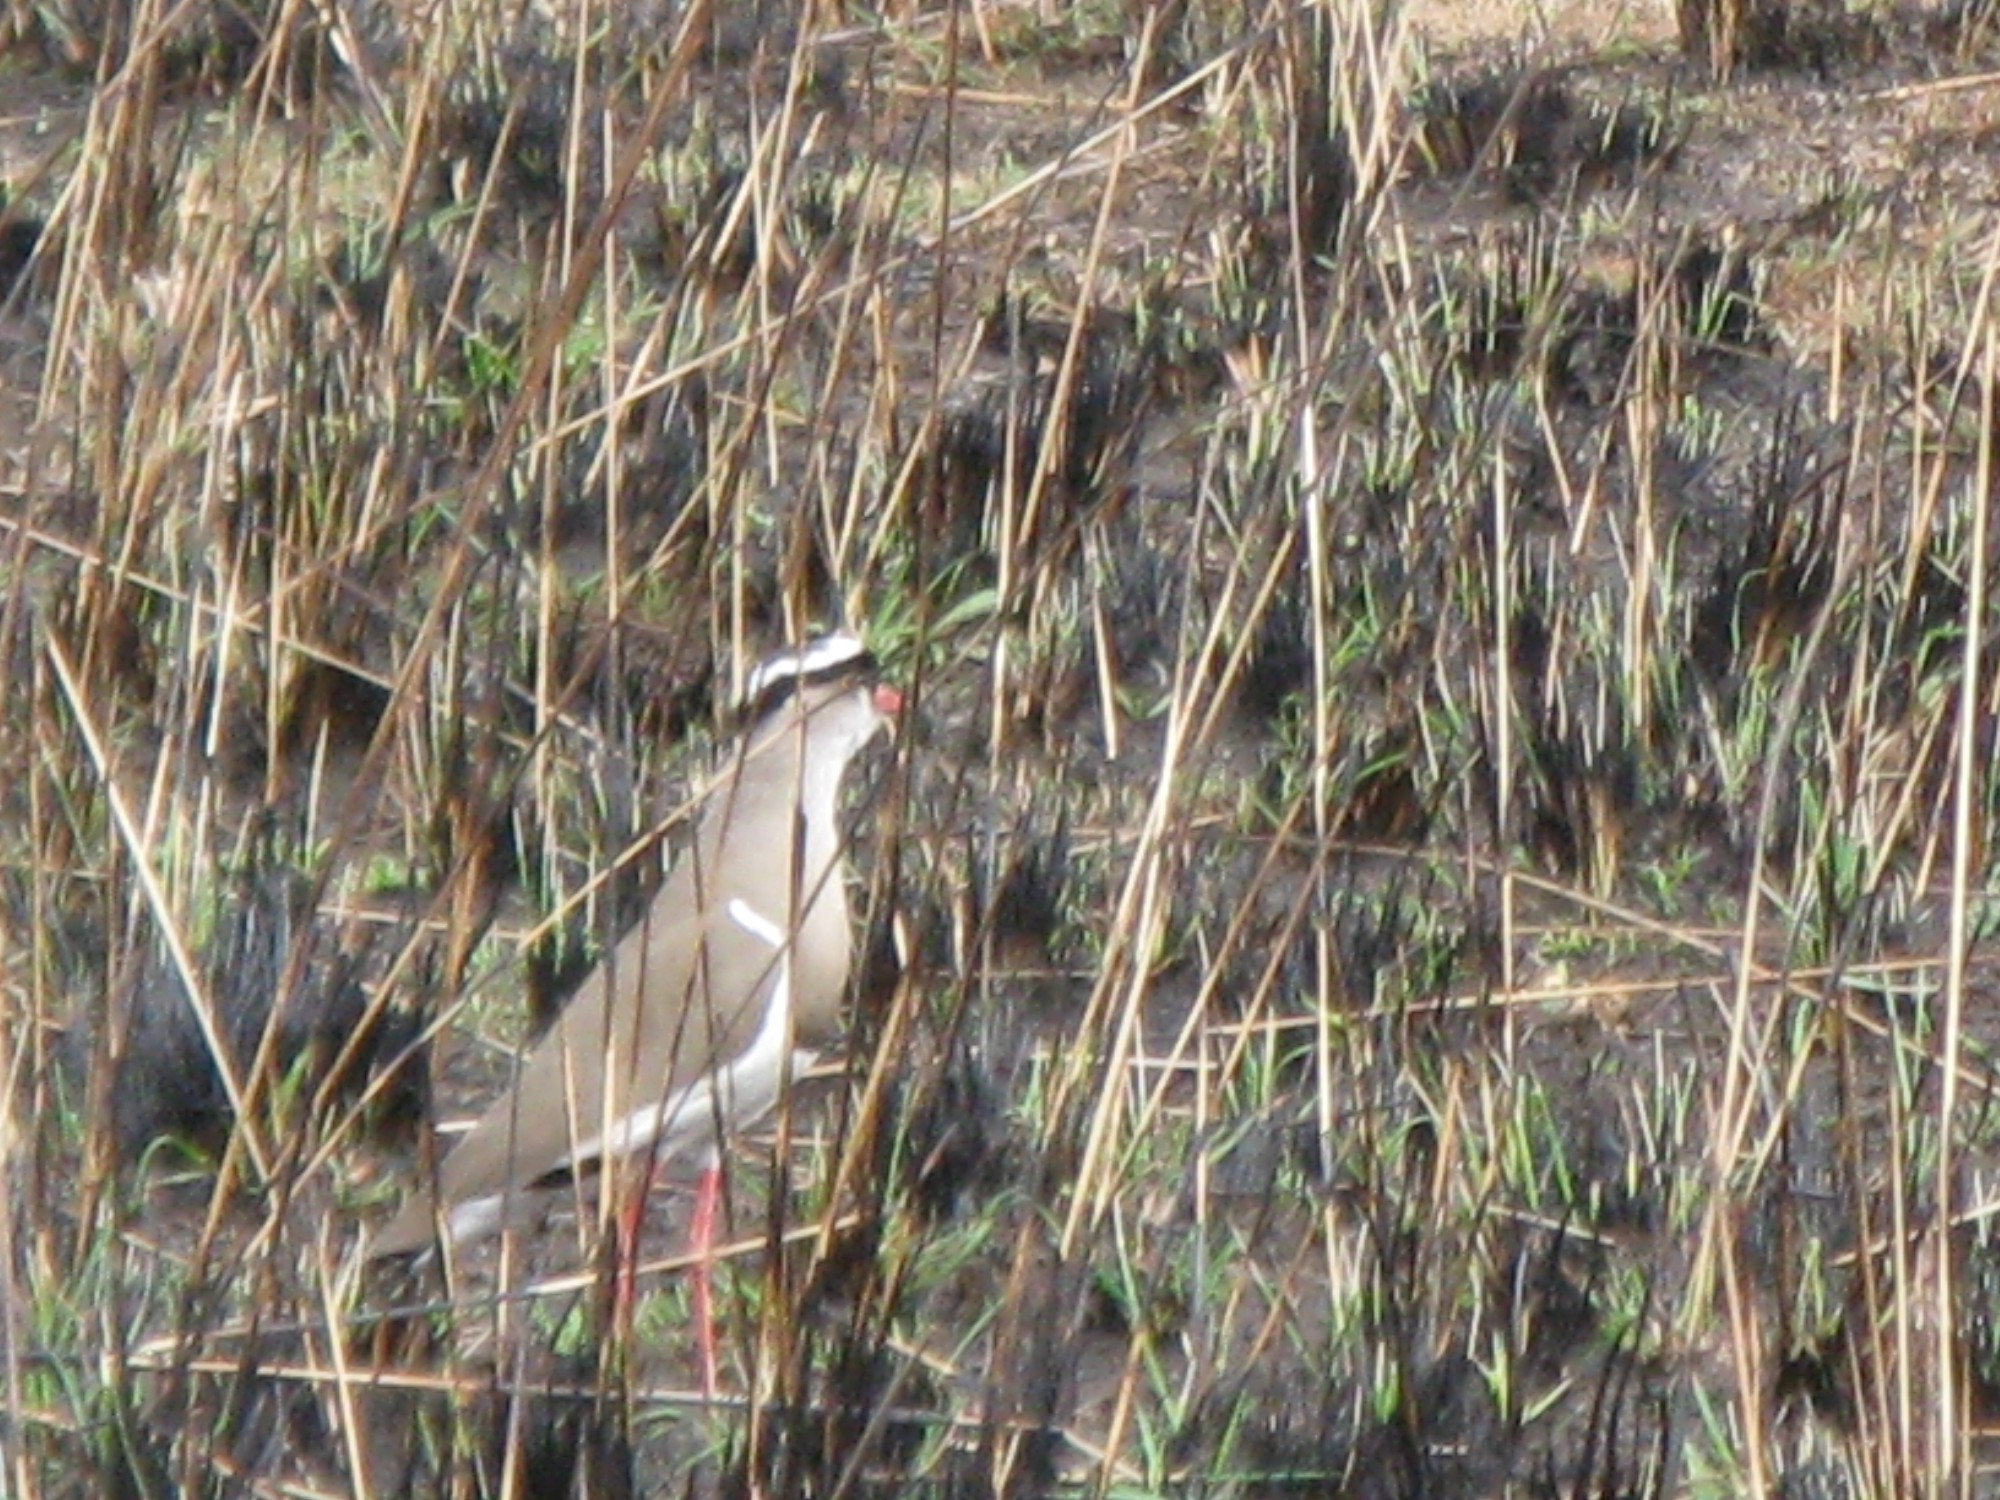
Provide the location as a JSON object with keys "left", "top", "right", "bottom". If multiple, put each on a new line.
{"left": 743, "top": 632, "right": 869, "bottom": 702}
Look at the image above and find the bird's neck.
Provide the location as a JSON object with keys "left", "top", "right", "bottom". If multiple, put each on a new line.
{"left": 728, "top": 729, "right": 857, "bottom": 921}
{"left": 794, "top": 752, "right": 853, "bottom": 922}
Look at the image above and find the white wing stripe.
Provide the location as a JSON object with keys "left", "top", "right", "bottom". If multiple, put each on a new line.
{"left": 555, "top": 898, "right": 797, "bottom": 1171}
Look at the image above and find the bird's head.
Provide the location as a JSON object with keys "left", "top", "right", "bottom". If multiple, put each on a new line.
{"left": 739, "top": 632, "right": 902, "bottom": 765}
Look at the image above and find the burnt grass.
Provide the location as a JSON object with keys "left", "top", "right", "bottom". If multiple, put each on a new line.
{"left": 10, "top": 0, "right": 2000, "bottom": 1495}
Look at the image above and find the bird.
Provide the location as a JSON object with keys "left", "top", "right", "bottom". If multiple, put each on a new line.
{"left": 369, "top": 631, "right": 901, "bottom": 1387}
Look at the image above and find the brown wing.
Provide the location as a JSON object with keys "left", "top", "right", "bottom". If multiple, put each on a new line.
{"left": 369, "top": 725, "right": 822, "bottom": 1258}
{"left": 369, "top": 861, "right": 792, "bottom": 1254}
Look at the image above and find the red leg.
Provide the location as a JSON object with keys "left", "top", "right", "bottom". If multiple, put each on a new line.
{"left": 615, "top": 1157, "right": 659, "bottom": 1326}
{"left": 690, "top": 1161, "right": 722, "bottom": 1399}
